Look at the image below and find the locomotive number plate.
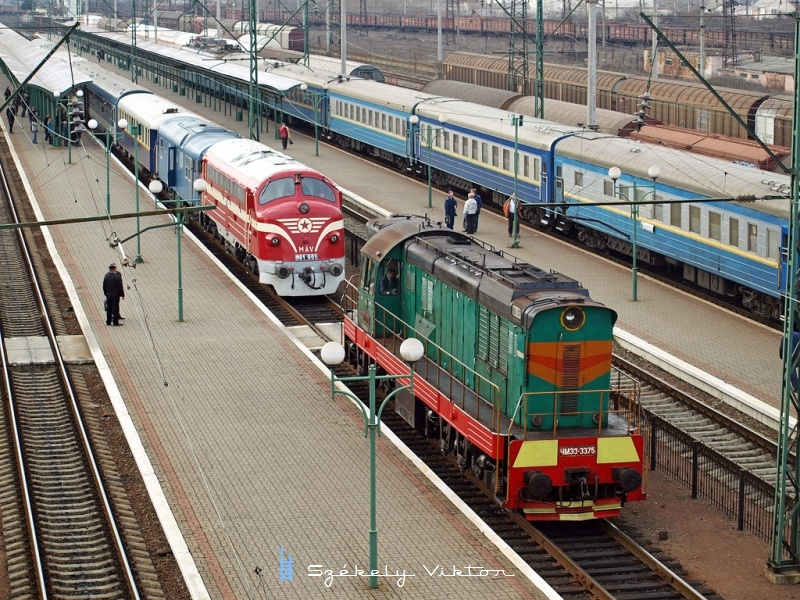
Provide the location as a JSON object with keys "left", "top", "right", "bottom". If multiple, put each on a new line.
{"left": 295, "top": 253, "right": 319, "bottom": 261}
{"left": 559, "top": 445, "right": 596, "bottom": 457}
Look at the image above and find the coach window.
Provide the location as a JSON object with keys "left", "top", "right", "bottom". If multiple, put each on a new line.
{"left": 492, "top": 146, "right": 499, "bottom": 168}
{"left": 472, "top": 140, "right": 478, "bottom": 160}
{"left": 747, "top": 223, "right": 759, "bottom": 252}
{"left": 768, "top": 228, "right": 779, "bottom": 259}
{"left": 689, "top": 206, "right": 701, "bottom": 234}
{"left": 709, "top": 211, "right": 721, "bottom": 241}
{"left": 671, "top": 204, "right": 682, "bottom": 228}
{"left": 574, "top": 171, "right": 583, "bottom": 187}
{"left": 640, "top": 194, "right": 655, "bottom": 219}
{"left": 481, "top": 142, "right": 489, "bottom": 164}
{"left": 502, "top": 148, "right": 510, "bottom": 171}
{"left": 453, "top": 135, "right": 460, "bottom": 154}
{"left": 653, "top": 203, "right": 664, "bottom": 222}
{"left": 729, "top": 217, "right": 739, "bottom": 247}
{"left": 260, "top": 177, "right": 295, "bottom": 204}
{"left": 381, "top": 113, "right": 386, "bottom": 130}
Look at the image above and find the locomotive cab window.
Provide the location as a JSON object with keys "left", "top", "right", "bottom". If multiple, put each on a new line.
{"left": 301, "top": 178, "right": 336, "bottom": 202}
{"left": 260, "top": 177, "right": 295, "bottom": 204}
{"left": 360, "top": 261, "right": 374, "bottom": 292}
{"left": 379, "top": 263, "right": 400, "bottom": 296}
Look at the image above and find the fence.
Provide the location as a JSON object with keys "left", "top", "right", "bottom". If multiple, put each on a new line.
{"left": 648, "top": 414, "right": 776, "bottom": 542}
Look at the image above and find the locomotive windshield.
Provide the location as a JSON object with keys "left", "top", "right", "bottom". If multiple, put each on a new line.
{"left": 301, "top": 178, "right": 337, "bottom": 202}
{"left": 260, "top": 177, "right": 295, "bottom": 204}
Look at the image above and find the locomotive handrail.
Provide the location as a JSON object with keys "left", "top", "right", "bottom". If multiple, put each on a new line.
{"left": 509, "top": 370, "right": 641, "bottom": 439}
{"left": 375, "top": 303, "right": 503, "bottom": 434}
{"left": 341, "top": 279, "right": 504, "bottom": 433}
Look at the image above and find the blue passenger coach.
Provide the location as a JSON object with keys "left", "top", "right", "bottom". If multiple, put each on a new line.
{"left": 157, "top": 117, "right": 239, "bottom": 201}
{"left": 84, "top": 67, "right": 152, "bottom": 137}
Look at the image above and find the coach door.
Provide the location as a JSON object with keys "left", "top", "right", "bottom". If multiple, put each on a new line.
{"left": 167, "top": 146, "right": 176, "bottom": 187}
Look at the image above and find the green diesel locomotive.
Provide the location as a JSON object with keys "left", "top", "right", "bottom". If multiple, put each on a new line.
{"left": 343, "top": 216, "right": 645, "bottom": 520}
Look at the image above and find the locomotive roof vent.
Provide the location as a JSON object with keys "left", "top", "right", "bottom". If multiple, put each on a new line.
{"left": 449, "top": 237, "right": 471, "bottom": 246}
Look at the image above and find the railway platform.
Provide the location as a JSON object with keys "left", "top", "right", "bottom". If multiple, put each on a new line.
{"left": 0, "top": 81, "right": 558, "bottom": 598}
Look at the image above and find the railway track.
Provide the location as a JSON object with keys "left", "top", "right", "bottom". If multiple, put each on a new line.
{"left": 615, "top": 352, "right": 780, "bottom": 482}
{"left": 0, "top": 149, "right": 155, "bottom": 596}
{"left": 0, "top": 140, "right": 189, "bottom": 598}
{"left": 381, "top": 407, "right": 710, "bottom": 599}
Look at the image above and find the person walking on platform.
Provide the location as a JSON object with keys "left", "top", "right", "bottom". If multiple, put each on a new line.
{"left": 31, "top": 117, "right": 37, "bottom": 144}
{"left": 6, "top": 107, "right": 14, "bottom": 133}
{"left": 279, "top": 122, "right": 292, "bottom": 151}
{"left": 103, "top": 263, "right": 125, "bottom": 326}
{"left": 444, "top": 190, "right": 457, "bottom": 230}
{"left": 3, "top": 87, "right": 10, "bottom": 102}
{"left": 463, "top": 193, "right": 478, "bottom": 234}
{"left": 44, "top": 115, "right": 53, "bottom": 144}
{"left": 471, "top": 187, "right": 483, "bottom": 232}
{"left": 504, "top": 196, "right": 518, "bottom": 237}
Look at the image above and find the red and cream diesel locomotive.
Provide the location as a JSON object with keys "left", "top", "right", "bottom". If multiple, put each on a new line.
{"left": 199, "top": 139, "right": 345, "bottom": 296}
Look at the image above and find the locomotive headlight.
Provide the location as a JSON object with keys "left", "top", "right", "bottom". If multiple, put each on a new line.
{"left": 299, "top": 202, "right": 310, "bottom": 214}
{"left": 561, "top": 307, "right": 585, "bottom": 331}
{"left": 330, "top": 233, "right": 340, "bottom": 244}
{"left": 267, "top": 235, "right": 280, "bottom": 246}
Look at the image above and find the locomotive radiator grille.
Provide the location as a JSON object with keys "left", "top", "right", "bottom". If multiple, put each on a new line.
{"left": 559, "top": 344, "right": 581, "bottom": 415}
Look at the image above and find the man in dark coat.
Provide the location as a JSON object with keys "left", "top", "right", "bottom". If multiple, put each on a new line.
{"left": 103, "top": 263, "right": 125, "bottom": 326}
{"left": 443, "top": 190, "right": 457, "bottom": 230}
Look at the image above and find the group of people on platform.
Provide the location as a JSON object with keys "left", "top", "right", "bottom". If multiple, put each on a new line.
{"left": 4, "top": 87, "right": 54, "bottom": 145}
{"left": 443, "top": 188, "right": 520, "bottom": 238}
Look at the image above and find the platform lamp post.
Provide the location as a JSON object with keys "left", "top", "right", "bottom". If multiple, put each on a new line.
{"left": 608, "top": 165, "right": 660, "bottom": 301}
{"left": 299, "top": 83, "right": 326, "bottom": 156}
{"left": 408, "top": 114, "right": 448, "bottom": 209}
{"left": 320, "top": 338, "right": 425, "bottom": 589}
{"left": 87, "top": 117, "right": 128, "bottom": 215}
{"left": 128, "top": 121, "right": 144, "bottom": 262}
{"left": 146, "top": 178, "right": 208, "bottom": 322}
{"left": 511, "top": 113, "right": 523, "bottom": 249}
